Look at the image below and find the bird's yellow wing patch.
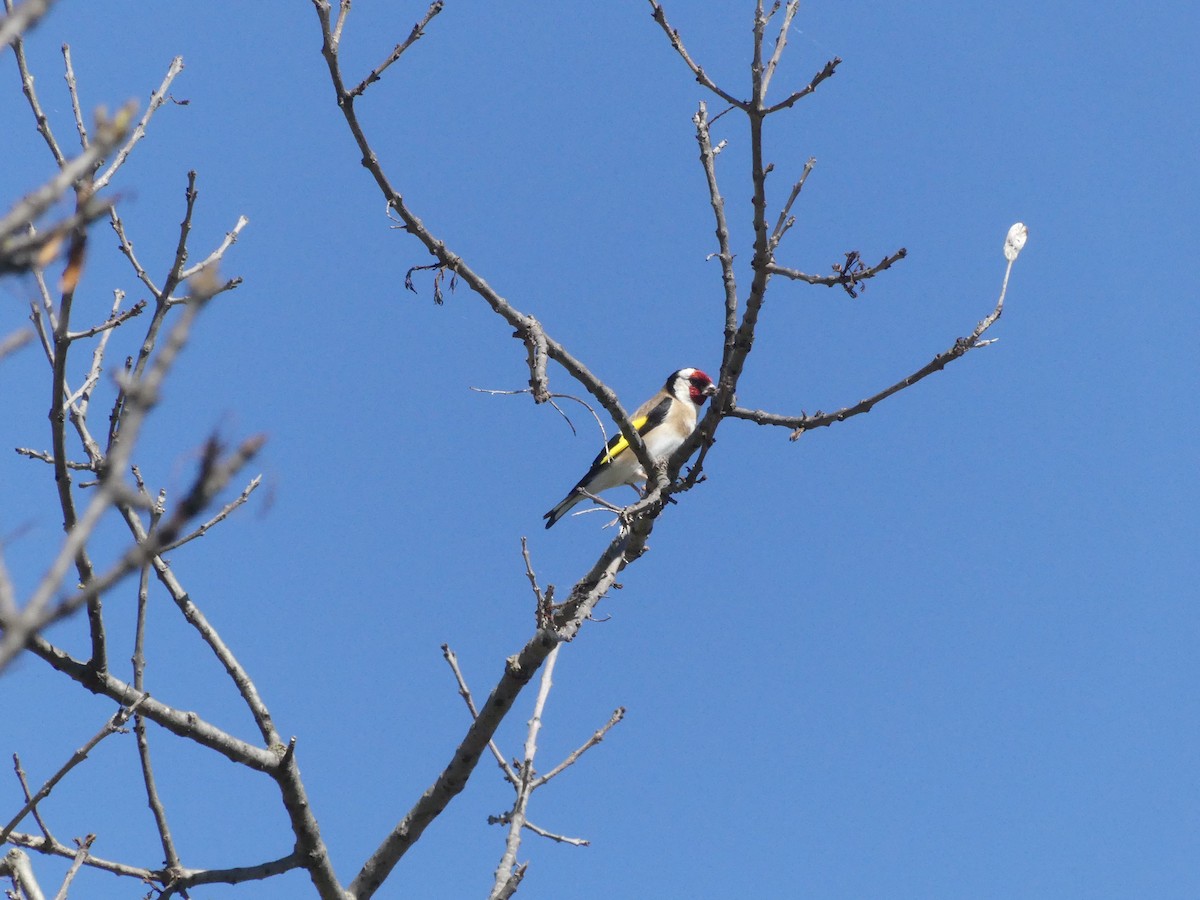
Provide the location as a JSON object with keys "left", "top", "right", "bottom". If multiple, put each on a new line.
{"left": 598, "top": 414, "right": 649, "bottom": 465}
{"left": 588, "top": 395, "right": 673, "bottom": 470}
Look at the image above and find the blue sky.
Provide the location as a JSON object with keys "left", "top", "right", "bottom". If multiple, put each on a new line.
{"left": 3, "top": 1, "right": 1199, "bottom": 898}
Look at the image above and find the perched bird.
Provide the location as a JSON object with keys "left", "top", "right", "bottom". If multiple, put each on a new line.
{"left": 544, "top": 367, "right": 717, "bottom": 528}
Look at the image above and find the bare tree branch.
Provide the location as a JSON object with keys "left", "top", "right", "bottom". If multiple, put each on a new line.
{"left": 1, "top": 18, "right": 337, "bottom": 899}
{"left": 347, "top": 0, "right": 444, "bottom": 98}
{"left": 761, "top": 0, "right": 800, "bottom": 100}
{"left": 7, "top": 830, "right": 305, "bottom": 894}
{"left": 489, "top": 644, "right": 561, "bottom": 899}
{"left": 7, "top": 830, "right": 158, "bottom": 882}
{"left": 311, "top": 0, "right": 662, "bottom": 490}
{"left": 517, "top": 316, "right": 551, "bottom": 404}
{"left": 486, "top": 651, "right": 623, "bottom": 895}
{"left": 13, "top": 446, "right": 93, "bottom": 469}
{"left": 0, "top": 0, "right": 57, "bottom": 57}
{"left": 10, "top": 756, "right": 52, "bottom": 841}
{"left": 694, "top": 101, "right": 740, "bottom": 376}
{"left": 0, "top": 108, "right": 132, "bottom": 275}
{"left": 533, "top": 705, "right": 624, "bottom": 789}
{"left": 178, "top": 214, "right": 248, "bottom": 284}
{"left": 0, "top": 700, "right": 144, "bottom": 845}
{"left": 347, "top": 536, "right": 636, "bottom": 899}
{"left": 0, "top": 285, "right": 242, "bottom": 672}
{"left": 109, "top": 206, "right": 160, "bottom": 296}
{"left": 61, "top": 44, "right": 88, "bottom": 149}
{"left": 0, "top": 328, "right": 32, "bottom": 361}
{"left": 729, "top": 238, "right": 1024, "bottom": 437}
{"left": 768, "top": 247, "right": 908, "bottom": 298}
{"left": 51, "top": 834, "right": 92, "bottom": 900}
{"left": 111, "top": 445, "right": 276, "bottom": 748}
{"left": 488, "top": 813, "right": 592, "bottom": 847}
{"left": 764, "top": 55, "right": 841, "bottom": 114}
{"left": 1, "top": 847, "right": 47, "bottom": 900}
{"left": 158, "top": 474, "right": 262, "bottom": 552}
{"left": 268, "top": 739, "right": 344, "bottom": 900}
{"left": 131, "top": 506, "right": 185, "bottom": 886}
{"left": 443, "top": 645, "right": 519, "bottom": 786}
{"left": 24, "top": 635, "right": 278, "bottom": 770}
{"left": 8, "top": 3, "right": 66, "bottom": 166}
{"left": 0, "top": 5, "right": 1027, "bottom": 897}
{"left": 768, "top": 156, "right": 815, "bottom": 253}
{"left": 63, "top": 296, "right": 146, "bottom": 341}
{"left": 92, "top": 56, "right": 184, "bottom": 191}
{"left": 646, "top": 0, "right": 746, "bottom": 109}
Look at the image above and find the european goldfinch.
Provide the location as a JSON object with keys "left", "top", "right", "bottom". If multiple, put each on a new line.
{"left": 544, "top": 368, "right": 717, "bottom": 528}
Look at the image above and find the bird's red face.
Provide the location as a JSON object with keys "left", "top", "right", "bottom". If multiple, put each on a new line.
{"left": 686, "top": 369, "right": 717, "bottom": 406}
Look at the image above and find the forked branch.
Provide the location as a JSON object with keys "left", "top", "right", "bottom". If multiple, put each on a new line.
{"left": 730, "top": 226, "right": 1028, "bottom": 438}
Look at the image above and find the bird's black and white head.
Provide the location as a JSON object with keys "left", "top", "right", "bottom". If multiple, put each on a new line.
{"left": 666, "top": 368, "right": 718, "bottom": 407}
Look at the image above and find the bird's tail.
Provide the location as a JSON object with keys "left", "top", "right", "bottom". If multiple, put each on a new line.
{"left": 543, "top": 490, "right": 582, "bottom": 529}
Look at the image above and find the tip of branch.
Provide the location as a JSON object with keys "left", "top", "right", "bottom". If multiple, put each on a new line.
{"left": 242, "top": 433, "right": 269, "bottom": 457}
{"left": 1003, "top": 222, "right": 1028, "bottom": 261}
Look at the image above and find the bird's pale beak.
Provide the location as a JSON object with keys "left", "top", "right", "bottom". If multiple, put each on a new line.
{"left": 703, "top": 382, "right": 718, "bottom": 396}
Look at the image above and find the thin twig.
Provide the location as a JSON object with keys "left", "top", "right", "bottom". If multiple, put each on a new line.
{"left": 0, "top": 700, "right": 144, "bottom": 844}
{"left": 9, "top": 9, "right": 66, "bottom": 166}
{"left": 764, "top": 56, "right": 841, "bottom": 114}
{"left": 61, "top": 43, "right": 88, "bottom": 149}
{"left": 0, "top": 283, "right": 230, "bottom": 672}
{"left": 694, "top": 101, "right": 739, "bottom": 376}
{"left": 330, "top": 0, "right": 350, "bottom": 48}
{"left": 520, "top": 537, "right": 550, "bottom": 628}
{"left": 347, "top": 0, "right": 444, "bottom": 98}
{"left": 768, "top": 247, "right": 907, "bottom": 296}
{"left": 11, "top": 755, "right": 53, "bottom": 840}
{"left": 729, "top": 245, "right": 1024, "bottom": 438}
{"left": 312, "top": 0, "right": 661, "bottom": 488}
{"left": 158, "top": 474, "right": 261, "bottom": 552}
{"left": 64, "top": 297, "right": 146, "bottom": 341}
{"left": 132, "top": 501, "right": 184, "bottom": 881}
{"left": 7, "top": 831, "right": 152, "bottom": 882}
{"left": 489, "top": 644, "right": 560, "bottom": 900}
{"left": 46, "top": 228, "right": 108, "bottom": 671}
{"left": 51, "top": 834, "right": 93, "bottom": 900}
{"left": 108, "top": 442, "right": 276, "bottom": 750}
{"left": 521, "top": 819, "right": 589, "bottom": 846}
{"left": 178, "top": 214, "right": 248, "bottom": 282}
{"left": 13, "top": 447, "right": 93, "bottom": 470}
{"left": 442, "top": 644, "right": 517, "bottom": 785}
{"left": 0, "top": 105, "right": 134, "bottom": 273}
{"left": 93, "top": 56, "right": 184, "bottom": 191}
{"left": 533, "top": 706, "right": 625, "bottom": 788}
{"left": 6, "top": 830, "right": 304, "bottom": 893}
{"left": 109, "top": 207, "right": 160, "bottom": 295}
{"left": 471, "top": 386, "right": 612, "bottom": 440}
{"left": 162, "top": 169, "right": 199, "bottom": 296}
{"left": 646, "top": 0, "right": 745, "bottom": 109}
{"left": 760, "top": 0, "right": 799, "bottom": 101}
{"left": 768, "top": 156, "right": 815, "bottom": 252}
{"left": 25, "top": 635, "right": 278, "bottom": 770}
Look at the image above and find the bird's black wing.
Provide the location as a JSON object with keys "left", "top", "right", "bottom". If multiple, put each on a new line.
{"left": 586, "top": 394, "right": 672, "bottom": 470}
